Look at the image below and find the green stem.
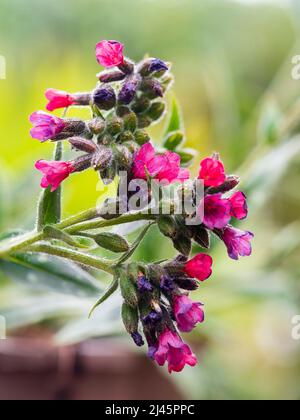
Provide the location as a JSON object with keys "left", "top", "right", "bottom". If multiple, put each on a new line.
{"left": 27, "top": 244, "right": 114, "bottom": 275}
{"left": 64, "top": 212, "right": 157, "bottom": 234}
{"left": 0, "top": 208, "right": 99, "bottom": 258}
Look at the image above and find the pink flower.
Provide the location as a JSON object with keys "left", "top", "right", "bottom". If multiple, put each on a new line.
{"left": 229, "top": 191, "right": 248, "bottom": 220}
{"left": 45, "top": 89, "right": 76, "bottom": 112}
{"left": 96, "top": 40, "right": 124, "bottom": 68}
{"left": 198, "top": 157, "right": 226, "bottom": 188}
{"left": 132, "top": 142, "right": 189, "bottom": 183}
{"left": 203, "top": 193, "right": 232, "bottom": 229}
{"left": 184, "top": 253, "right": 213, "bottom": 282}
{"left": 173, "top": 295, "right": 205, "bottom": 333}
{"left": 35, "top": 160, "right": 75, "bottom": 192}
{"left": 153, "top": 329, "right": 197, "bottom": 373}
{"left": 30, "top": 111, "right": 65, "bottom": 142}
{"left": 222, "top": 226, "right": 254, "bottom": 260}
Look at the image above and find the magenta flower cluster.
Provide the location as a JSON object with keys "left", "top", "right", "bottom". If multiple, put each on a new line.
{"left": 28, "top": 40, "right": 253, "bottom": 374}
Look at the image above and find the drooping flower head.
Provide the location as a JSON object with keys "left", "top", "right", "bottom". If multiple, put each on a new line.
{"left": 229, "top": 191, "right": 248, "bottom": 220}
{"left": 184, "top": 253, "right": 213, "bottom": 282}
{"left": 198, "top": 156, "right": 226, "bottom": 187}
{"left": 203, "top": 193, "right": 232, "bottom": 229}
{"left": 152, "top": 329, "right": 197, "bottom": 373}
{"left": 45, "top": 89, "right": 76, "bottom": 112}
{"left": 96, "top": 40, "right": 124, "bottom": 68}
{"left": 35, "top": 160, "right": 74, "bottom": 192}
{"left": 173, "top": 295, "right": 204, "bottom": 333}
{"left": 132, "top": 142, "right": 189, "bottom": 184}
{"left": 222, "top": 226, "right": 254, "bottom": 260}
{"left": 30, "top": 111, "right": 65, "bottom": 142}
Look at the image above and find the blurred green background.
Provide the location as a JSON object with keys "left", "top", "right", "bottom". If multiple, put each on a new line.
{"left": 1, "top": 0, "right": 300, "bottom": 400}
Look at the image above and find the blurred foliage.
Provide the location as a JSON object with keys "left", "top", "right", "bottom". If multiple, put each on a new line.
{"left": 1, "top": 0, "right": 300, "bottom": 400}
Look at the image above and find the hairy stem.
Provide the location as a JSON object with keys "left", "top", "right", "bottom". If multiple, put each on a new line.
{"left": 27, "top": 244, "right": 115, "bottom": 275}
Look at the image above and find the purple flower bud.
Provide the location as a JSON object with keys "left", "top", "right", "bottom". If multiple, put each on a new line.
{"left": 93, "top": 86, "right": 116, "bottom": 110}
{"left": 131, "top": 332, "right": 144, "bottom": 347}
{"left": 97, "top": 71, "right": 126, "bottom": 83}
{"left": 149, "top": 59, "right": 169, "bottom": 73}
{"left": 160, "top": 276, "right": 174, "bottom": 293}
{"left": 138, "top": 276, "right": 153, "bottom": 293}
{"left": 142, "top": 311, "right": 162, "bottom": 326}
{"left": 118, "top": 74, "right": 141, "bottom": 105}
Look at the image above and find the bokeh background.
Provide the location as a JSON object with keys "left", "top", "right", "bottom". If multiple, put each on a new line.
{"left": 1, "top": 0, "right": 300, "bottom": 400}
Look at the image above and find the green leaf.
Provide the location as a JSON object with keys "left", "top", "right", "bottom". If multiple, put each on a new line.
{"left": 163, "top": 130, "right": 184, "bottom": 151}
{"left": 89, "top": 275, "right": 119, "bottom": 318}
{"left": 258, "top": 99, "right": 282, "bottom": 145}
{"left": 164, "top": 96, "right": 184, "bottom": 136}
{"left": 36, "top": 142, "right": 63, "bottom": 231}
{"left": 0, "top": 252, "right": 102, "bottom": 297}
{"left": 176, "top": 148, "right": 197, "bottom": 166}
{"left": 43, "top": 225, "right": 88, "bottom": 248}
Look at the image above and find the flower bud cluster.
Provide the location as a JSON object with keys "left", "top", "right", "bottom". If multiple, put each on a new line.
{"left": 30, "top": 40, "right": 173, "bottom": 191}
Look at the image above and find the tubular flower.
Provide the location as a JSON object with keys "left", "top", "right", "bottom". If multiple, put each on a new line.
{"left": 132, "top": 142, "right": 189, "bottom": 183}
{"left": 173, "top": 295, "right": 204, "bottom": 333}
{"left": 203, "top": 193, "right": 232, "bottom": 229}
{"left": 152, "top": 329, "right": 197, "bottom": 373}
{"left": 35, "top": 160, "right": 75, "bottom": 192}
{"left": 229, "top": 191, "right": 248, "bottom": 220}
{"left": 198, "top": 156, "right": 226, "bottom": 187}
{"left": 221, "top": 226, "right": 254, "bottom": 260}
{"left": 45, "top": 89, "right": 77, "bottom": 112}
{"left": 96, "top": 40, "right": 124, "bottom": 68}
{"left": 184, "top": 253, "right": 213, "bottom": 282}
{"left": 30, "top": 111, "right": 65, "bottom": 142}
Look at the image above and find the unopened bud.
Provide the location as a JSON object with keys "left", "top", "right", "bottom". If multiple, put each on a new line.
{"left": 141, "top": 78, "right": 164, "bottom": 99}
{"left": 106, "top": 117, "right": 124, "bottom": 136}
{"left": 114, "top": 144, "right": 133, "bottom": 170}
{"left": 116, "top": 105, "right": 131, "bottom": 117}
{"left": 72, "top": 154, "right": 93, "bottom": 172}
{"left": 174, "top": 277, "right": 199, "bottom": 291}
{"left": 69, "top": 137, "right": 97, "bottom": 154}
{"left": 118, "top": 130, "right": 135, "bottom": 143}
{"left": 131, "top": 97, "right": 151, "bottom": 114}
{"left": 98, "top": 70, "right": 126, "bottom": 83}
{"left": 138, "top": 115, "right": 152, "bottom": 129}
{"left": 88, "top": 118, "right": 106, "bottom": 135}
{"left": 138, "top": 58, "right": 169, "bottom": 77}
{"left": 164, "top": 131, "right": 184, "bottom": 151}
{"left": 94, "top": 232, "right": 129, "bottom": 253}
{"left": 118, "top": 74, "right": 142, "bottom": 105}
{"left": 147, "top": 101, "right": 166, "bottom": 121}
{"left": 134, "top": 129, "right": 151, "bottom": 146}
{"left": 91, "top": 146, "right": 113, "bottom": 171}
{"left": 146, "top": 264, "right": 166, "bottom": 287}
{"left": 100, "top": 160, "right": 117, "bottom": 185}
{"left": 123, "top": 112, "right": 138, "bottom": 132}
{"left": 54, "top": 119, "right": 87, "bottom": 140}
{"left": 158, "top": 215, "right": 177, "bottom": 239}
{"left": 207, "top": 175, "right": 240, "bottom": 195}
{"left": 120, "top": 271, "right": 139, "bottom": 308}
{"left": 122, "top": 302, "right": 139, "bottom": 334}
{"left": 93, "top": 86, "right": 116, "bottom": 110}
{"left": 123, "top": 140, "right": 140, "bottom": 154}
